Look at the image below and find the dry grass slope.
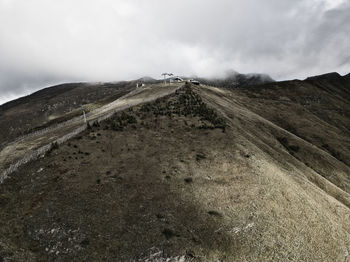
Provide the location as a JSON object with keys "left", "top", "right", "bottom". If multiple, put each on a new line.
{"left": 0, "top": 81, "right": 349, "bottom": 261}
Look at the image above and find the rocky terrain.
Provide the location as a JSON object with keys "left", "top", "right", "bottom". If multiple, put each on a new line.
{"left": 0, "top": 73, "right": 349, "bottom": 261}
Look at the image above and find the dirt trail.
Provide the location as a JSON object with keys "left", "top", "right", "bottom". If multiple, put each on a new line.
{"left": 0, "top": 83, "right": 182, "bottom": 182}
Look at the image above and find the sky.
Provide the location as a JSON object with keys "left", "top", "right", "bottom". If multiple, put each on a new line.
{"left": 0, "top": 0, "right": 349, "bottom": 105}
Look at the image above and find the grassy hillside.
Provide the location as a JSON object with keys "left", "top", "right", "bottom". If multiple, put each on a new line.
{"left": 0, "top": 80, "right": 349, "bottom": 261}
{"left": 0, "top": 82, "right": 136, "bottom": 146}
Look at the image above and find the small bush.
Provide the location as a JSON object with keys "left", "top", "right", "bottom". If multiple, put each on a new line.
{"left": 208, "top": 210, "right": 223, "bottom": 217}
{"left": 46, "top": 142, "right": 59, "bottom": 155}
{"left": 196, "top": 153, "right": 206, "bottom": 161}
{"left": 277, "top": 137, "right": 288, "bottom": 147}
{"left": 184, "top": 177, "right": 193, "bottom": 183}
{"left": 92, "top": 121, "right": 100, "bottom": 128}
{"left": 162, "top": 228, "right": 175, "bottom": 240}
{"left": 322, "top": 144, "right": 342, "bottom": 160}
{"left": 134, "top": 87, "right": 226, "bottom": 131}
{"left": 289, "top": 145, "right": 300, "bottom": 152}
{"left": 80, "top": 239, "right": 90, "bottom": 248}
{"left": 277, "top": 137, "right": 300, "bottom": 154}
{"left": 108, "top": 112, "right": 137, "bottom": 131}
{"left": 51, "top": 142, "right": 59, "bottom": 150}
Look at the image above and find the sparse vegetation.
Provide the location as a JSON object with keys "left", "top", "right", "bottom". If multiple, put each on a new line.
{"left": 107, "top": 112, "right": 137, "bottom": 131}
{"left": 277, "top": 136, "right": 300, "bottom": 155}
{"left": 46, "top": 141, "right": 59, "bottom": 155}
{"left": 138, "top": 87, "right": 227, "bottom": 131}
{"left": 162, "top": 228, "right": 176, "bottom": 240}
{"left": 322, "top": 143, "right": 342, "bottom": 161}
{"left": 102, "top": 85, "right": 226, "bottom": 133}
{"left": 51, "top": 142, "right": 59, "bottom": 150}
{"left": 92, "top": 121, "right": 100, "bottom": 128}
{"left": 196, "top": 153, "right": 206, "bottom": 161}
{"left": 0, "top": 81, "right": 136, "bottom": 145}
{"left": 184, "top": 177, "right": 193, "bottom": 183}
{"left": 207, "top": 210, "right": 223, "bottom": 217}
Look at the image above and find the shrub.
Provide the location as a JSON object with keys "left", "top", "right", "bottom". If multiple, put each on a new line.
{"left": 208, "top": 210, "right": 223, "bottom": 217}
{"left": 322, "top": 144, "right": 342, "bottom": 160}
{"left": 289, "top": 145, "right": 300, "bottom": 152}
{"left": 137, "top": 87, "right": 227, "bottom": 131}
{"left": 162, "top": 228, "right": 175, "bottom": 240}
{"left": 196, "top": 153, "right": 206, "bottom": 161}
{"left": 46, "top": 141, "right": 59, "bottom": 155}
{"left": 108, "top": 112, "right": 137, "bottom": 131}
{"left": 277, "top": 137, "right": 289, "bottom": 147}
{"left": 277, "top": 136, "right": 300, "bottom": 154}
{"left": 92, "top": 121, "right": 100, "bottom": 128}
{"left": 184, "top": 177, "right": 193, "bottom": 183}
{"left": 52, "top": 142, "right": 59, "bottom": 149}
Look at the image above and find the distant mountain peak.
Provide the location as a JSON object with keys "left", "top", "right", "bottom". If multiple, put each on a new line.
{"left": 137, "top": 76, "right": 157, "bottom": 83}
{"left": 197, "top": 71, "right": 274, "bottom": 88}
{"left": 306, "top": 72, "right": 342, "bottom": 81}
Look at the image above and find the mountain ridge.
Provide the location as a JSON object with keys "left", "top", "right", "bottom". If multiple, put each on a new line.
{"left": 195, "top": 71, "right": 275, "bottom": 88}
{"left": 0, "top": 72, "right": 349, "bottom": 261}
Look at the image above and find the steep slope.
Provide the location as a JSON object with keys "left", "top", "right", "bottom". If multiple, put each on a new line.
{"left": 198, "top": 84, "right": 350, "bottom": 205}
{"left": 0, "top": 81, "right": 136, "bottom": 146}
{"left": 0, "top": 82, "right": 349, "bottom": 261}
{"left": 0, "top": 83, "right": 181, "bottom": 181}
{"left": 229, "top": 73, "right": 350, "bottom": 171}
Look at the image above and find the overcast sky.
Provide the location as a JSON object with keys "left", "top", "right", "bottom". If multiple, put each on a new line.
{"left": 0, "top": 0, "right": 349, "bottom": 104}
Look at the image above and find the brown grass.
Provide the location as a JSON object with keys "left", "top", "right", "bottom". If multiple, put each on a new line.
{"left": 0, "top": 84, "right": 349, "bottom": 261}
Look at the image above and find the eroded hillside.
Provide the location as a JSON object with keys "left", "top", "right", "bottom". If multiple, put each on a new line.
{"left": 0, "top": 80, "right": 349, "bottom": 261}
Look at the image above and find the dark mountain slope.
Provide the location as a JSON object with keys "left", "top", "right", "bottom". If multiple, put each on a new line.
{"left": 344, "top": 73, "right": 350, "bottom": 81}
{"left": 197, "top": 71, "right": 274, "bottom": 88}
{"left": 0, "top": 82, "right": 136, "bottom": 146}
{"left": 228, "top": 73, "right": 350, "bottom": 169}
{"left": 305, "top": 72, "right": 350, "bottom": 100}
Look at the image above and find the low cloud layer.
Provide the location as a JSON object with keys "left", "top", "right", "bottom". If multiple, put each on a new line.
{"left": 0, "top": 0, "right": 349, "bottom": 104}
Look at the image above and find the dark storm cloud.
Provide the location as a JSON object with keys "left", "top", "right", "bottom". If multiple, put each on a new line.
{"left": 0, "top": 0, "right": 349, "bottom": 104}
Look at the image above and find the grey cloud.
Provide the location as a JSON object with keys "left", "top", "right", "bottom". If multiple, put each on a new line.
{"left": 0, "top": 68, "right": 76, "bottom": 105}
{"left": 0, "top": 0, "right": 349, "bottom": 104}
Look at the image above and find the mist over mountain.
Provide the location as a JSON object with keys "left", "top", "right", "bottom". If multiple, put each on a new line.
{"left": 1, "top": 0, "right": 350, "bottom": 104}
{"left": 196, "top": 70, "right": 275, "bottom": 88}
